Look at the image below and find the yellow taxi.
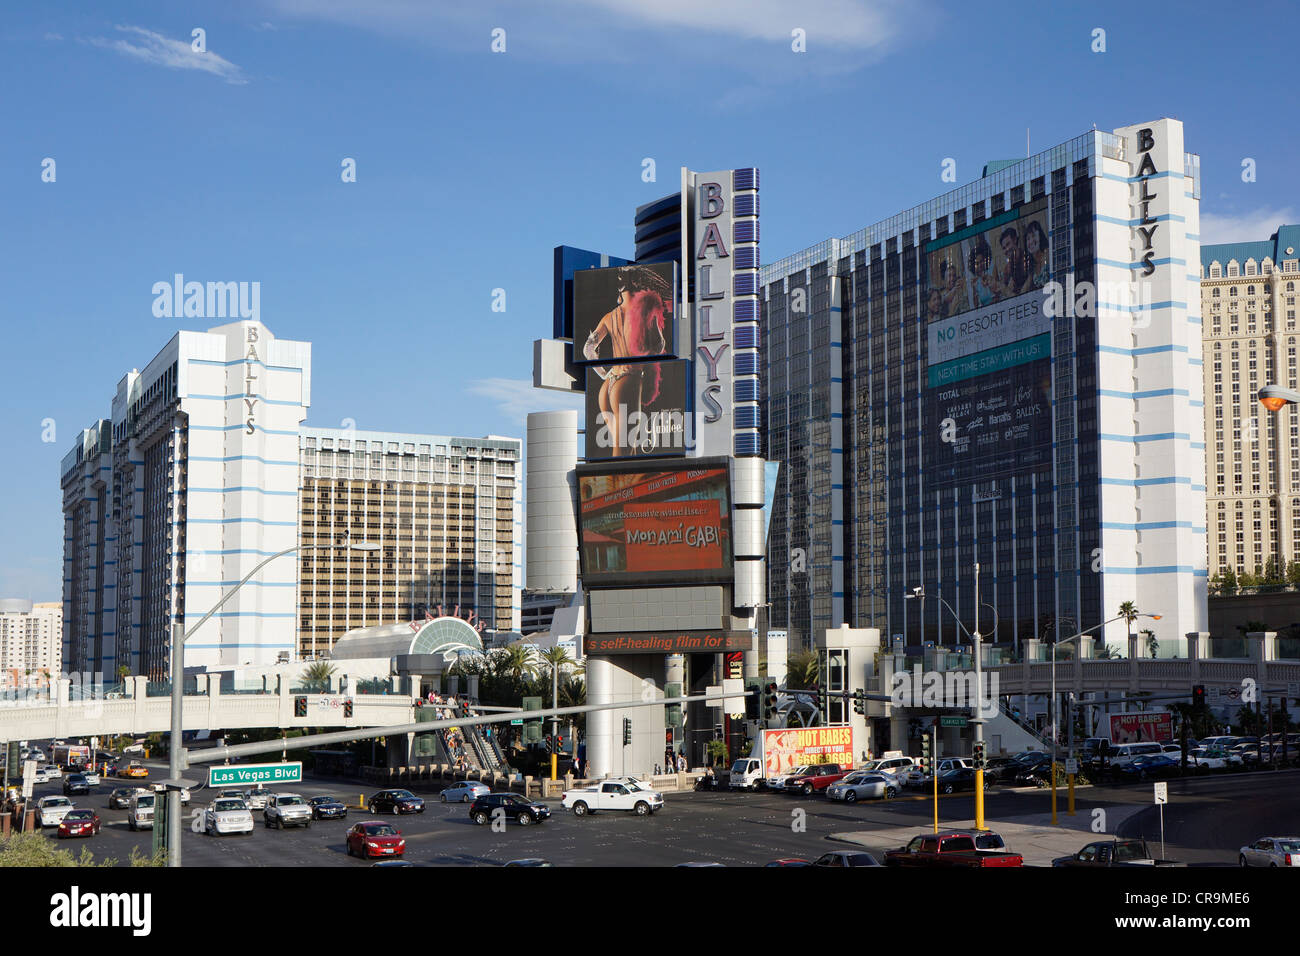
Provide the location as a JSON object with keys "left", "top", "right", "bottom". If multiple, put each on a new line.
{"left": 121, "top": 763, "right": 149, "bottom": 779}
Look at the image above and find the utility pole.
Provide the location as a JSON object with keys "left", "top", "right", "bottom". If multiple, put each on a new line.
{"left": 972, "top": 561, "right": 986, "bottom": 831}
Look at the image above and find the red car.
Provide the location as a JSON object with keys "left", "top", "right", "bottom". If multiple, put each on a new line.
{"left": 346, "top": 821, "right": 406, "bottom": 860}
{"left": 57, "top": 809, "right": 102, "bottom": 839}
{"left": 786, "top": 764, "right": 851, "bottom": 796}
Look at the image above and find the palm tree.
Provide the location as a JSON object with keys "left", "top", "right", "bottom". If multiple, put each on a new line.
{"left": 538, "top": 645, "right": 573, "bottom": 675}
{"left": 299, "top": 661, "right": 336, "bottom": 693}
{"left": 1117, "top": 601, "right": 1140, "bottom": 654}
{"left": 785, "top": 650, "right": 821, "bottom": 690}
{"left": 495, "top": 643, "right": 539, "bottom": 683}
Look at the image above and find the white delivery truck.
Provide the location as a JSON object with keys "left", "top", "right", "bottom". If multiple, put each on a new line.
{"left": 730, "top": 726, "right": 858, "bottom": 790}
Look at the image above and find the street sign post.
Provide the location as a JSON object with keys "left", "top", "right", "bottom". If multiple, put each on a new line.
{"left": 939, "top": 715, "right": 968, "bottom": 728}
{"left": 1065, "top": 758, "right": 1079, "bottom": 775}
{"left": 21, "top": 760, "right": 35, "bottom": 799}
{"left": 1154, "top": 781, "right": 1168, "bottom": 859}
{"left": 206, "top": 762, "right": 303, "bottom": 788}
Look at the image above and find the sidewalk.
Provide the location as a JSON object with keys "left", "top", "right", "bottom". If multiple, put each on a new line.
{"left": 830, "top": 804, "right": 1148, "bottom": 866}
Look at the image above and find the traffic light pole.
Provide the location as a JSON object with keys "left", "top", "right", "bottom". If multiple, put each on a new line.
{"left": 932, "top": 725, "right": 939, "bottom": 834}
{"left": 972, "top": 562, "right": 986, "bottom": 831}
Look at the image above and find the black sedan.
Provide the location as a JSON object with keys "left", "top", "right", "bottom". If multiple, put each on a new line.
{"left": 469, "top": 793, "right": 551, "bottom": 826}
{"left": 937, "top": 768, "right": 986, "bottom": 794}
{"left": 310, "top": 795, "right": 349, "bottom": 820}
{"left": 63, "top": 774, "right": 93, "bottom": 796}
{"left": 367, "top": 790, "right": 425, "bottom": 815}
{"left": 105, "top": 787, "right": 136, "bottom": 809}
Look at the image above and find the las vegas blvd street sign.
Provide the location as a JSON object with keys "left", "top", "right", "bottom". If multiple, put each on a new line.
{"left": 207, "top": 762, "right": 303, "bottom": 787}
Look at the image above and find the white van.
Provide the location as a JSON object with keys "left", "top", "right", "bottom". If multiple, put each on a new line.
{"left": 1109, "top": 742, "right": 1164, "bottom": 767}
{"left": 127, "top": 790, "right": 156, "bottom": 830}
{"left": 729, "top": 758, "right": 763, "bottom": 790}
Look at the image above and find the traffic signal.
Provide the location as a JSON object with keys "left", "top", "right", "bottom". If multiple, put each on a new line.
{"left": 763, "top": 682, "right": 778, "bottom": 722}
{"left": 745, "top": 679, "right": 761, "bottom": 720}
{"left": 920, "top": 730, "right": 931, "bottom": 774}
{"left": 293, "top": 696, "right": 307, "bottom": 717}
{"left": 1193, "top": 685, "right": 1206, "bottom": 707}
{"left": 343, "top": 698, "right": 353, "bottom": 718}
{"left": 853, "top": 691, "right": 866, "bottom": 716}
{"left": 973, "top": 741, "right": 986, "bottom": 769}
{"left": 622, "top": 717, "right": 632, "bottom": 746}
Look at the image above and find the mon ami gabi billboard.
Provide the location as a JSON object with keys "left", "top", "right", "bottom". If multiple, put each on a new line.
{"left": 762, "top": 726, "right": 855, "bottom": 777}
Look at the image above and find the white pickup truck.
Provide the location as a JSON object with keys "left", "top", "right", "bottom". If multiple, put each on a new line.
{"left": 561, "top": 781, "right": 664, "bottom": 817}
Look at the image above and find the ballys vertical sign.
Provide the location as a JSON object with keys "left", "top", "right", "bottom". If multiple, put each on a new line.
{"left": 695, "top": 178, "right": 732, "bottom": 450}
{"left": 243, "top": 325, "right": 260, "bottom": 435}
{"left": 1133, "top": 127, "right": 1159, "bottom": 276}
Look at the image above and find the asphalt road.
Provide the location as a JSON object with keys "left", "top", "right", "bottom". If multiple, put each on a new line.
{"left": 1115, "top": 770, "right": 1300, "bottom": 865}
{"left": 15, "top": 757, "right": 1299, "bottom": 866}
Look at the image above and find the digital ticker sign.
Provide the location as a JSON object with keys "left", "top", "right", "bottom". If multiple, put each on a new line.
{"left": 923, "top": 198, "right": 1054, "bottom": 488}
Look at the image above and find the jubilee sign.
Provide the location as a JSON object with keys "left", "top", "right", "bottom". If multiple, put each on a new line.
{"left": 207, "top": 762, "right": 303, "bottom": 788}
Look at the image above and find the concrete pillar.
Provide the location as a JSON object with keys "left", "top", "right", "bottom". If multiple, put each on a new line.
{"left": 1128, "top": 632, "right": 1141, "bottom": 659}
{"left": 1077, "top": 636, "right": 1095, "bottom": 659}
{"left": 888, "top": 712, "right": 910, "bottom": 755}
{"left": 765, "top": 635, "right": 788, "bottom": 685}
{"left": 1186, "top": 632, "right": 1207, "bottom": 660}
{"left": 586, "top": 655, "right": 615, "bottom": 779}
{"left": 467, "top": 674, "right": 479, "bottom": 701}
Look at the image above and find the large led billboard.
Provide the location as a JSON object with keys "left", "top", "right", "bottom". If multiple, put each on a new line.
{"left": 923, "top": 199, "right": 1054, "bottom": 487}
{"left": 585, "top": 358, "right": 689, "bottom": 460}
{"left": 577, "top": 458, "right": 733, "bottom": 586}
{"left": 572, "top": 262, "right": 677, "bottom": 366}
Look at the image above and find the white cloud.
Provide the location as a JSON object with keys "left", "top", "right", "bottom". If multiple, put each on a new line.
{"left": 566, "top": 0, "right": 904, "bottom": 50}
{"left": 1201, "top": 206, "right": 1297, "bottom": 245}
{"left": 468, "top": 377, "right": 583, "bottom": 427}
{"left": 45, "top": 32, "right": 63, "bottom": 41}
{"left": 84, "top": 25, "right": 247, "bottom": 84}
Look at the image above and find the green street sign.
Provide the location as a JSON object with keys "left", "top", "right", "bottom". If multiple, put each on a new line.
{"left": 207, "top": 762, "right": 303, "bottom": 788}
{"left": 939, "top": 716, "right": 969, "bottom": 728}
{"left": 510, "top": 719, "right": 524, "bottom": 726}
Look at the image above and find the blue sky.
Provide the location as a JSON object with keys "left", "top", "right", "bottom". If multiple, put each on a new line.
{"left": 2, "top": 0, "right": 1296, "bottom": 601}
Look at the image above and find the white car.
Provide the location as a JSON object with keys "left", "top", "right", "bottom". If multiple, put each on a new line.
{"left": 31, "top": 767, "right": 50, "bottom": 785}
{"left": 765, "top": 765, "right": 813, "bottom": 791}
{"left": 203, "top": 797, "right": 255, "bottom": 836}
{"left": 243, "top": 787, "right": 271, "bottom": 810}
{"left": 1187, "top": 748, "right": 1237, "bottom": 770}
{"left": 1239, "top": 837, "right": 1300, "bottom": 867}
{"left": 82, "top": 771, "right": 101, "bottom": 787}
{"left": 561, "top": 781, "right": 664, "bottom": 816}
{"left": 127, "top": 791, "right": 155, "bottom": 830}
{"left": 35, "top": 795, "right": 75, "bottom": 827}
{"left": 264, "top": 793, "right": 313, "bottom": 829}
{"left": 43, "top": 765, "right": 63, "bottom": 780}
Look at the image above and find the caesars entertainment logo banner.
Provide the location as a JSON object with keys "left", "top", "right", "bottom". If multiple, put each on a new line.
{"left": 585, "top": 358, "right": 689, "bottom": 460}
{"left": 761, "top": 726, "right": 855, "bottom": 778}
{"left": 576, "top": 459, "right": 733, "bottom": 587}
{"left": 923, "top": 198, "right": 1054, "bottom": 488}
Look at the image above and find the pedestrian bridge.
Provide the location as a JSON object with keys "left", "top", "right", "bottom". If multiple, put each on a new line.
{"left": 878, "top": 631, "right": 1300, "bottom": 701}
{"left": 0, "top": 674, "right": 416, "bottom": 742}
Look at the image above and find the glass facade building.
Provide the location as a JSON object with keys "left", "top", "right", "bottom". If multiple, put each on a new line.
{"left": 763, "top": 122, "right": 1207, "bottom": 654}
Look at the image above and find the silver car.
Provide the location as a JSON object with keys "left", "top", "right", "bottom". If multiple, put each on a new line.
{"left": 264, "top": 793, "right": 313, "bottom": 829}
{"left": 826, "top": 771, "right": 898, "bottom": 803}
{"left": 1239, "top": 837, "right": 1300, "bottom": 867}
{"left": 440, "top": 781, "right": 490, "bottom": 803}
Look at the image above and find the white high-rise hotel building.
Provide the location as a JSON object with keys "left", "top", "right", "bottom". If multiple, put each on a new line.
{"left": 62, "top": 321, "right": 521, "bottom": 679}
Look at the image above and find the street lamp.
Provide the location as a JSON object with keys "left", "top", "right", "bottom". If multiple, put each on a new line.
{"left": 164, "top": 532, "right": 378, "bottom": 867}
{"left": 1259, "top": 384, "right": 1300, "bottom": 412}
{"left": 907, "top": 570, "right": 991, "bottom": 829}
{"left": 1048, "top": 611, "right": 1161, "bottom": 824}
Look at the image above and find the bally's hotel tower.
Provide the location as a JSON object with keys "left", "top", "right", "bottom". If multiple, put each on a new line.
{"left": 762, "top": 118, "right": 1208, "bottom": 654}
